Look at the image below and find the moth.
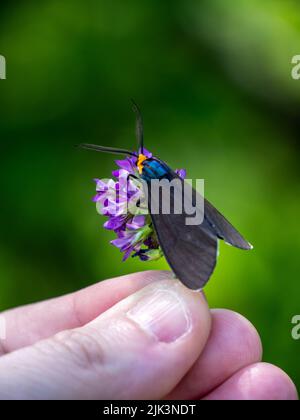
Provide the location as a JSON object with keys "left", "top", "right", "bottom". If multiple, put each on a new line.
{"left": 80, "top": 102, "right": 252, "bottom": 289}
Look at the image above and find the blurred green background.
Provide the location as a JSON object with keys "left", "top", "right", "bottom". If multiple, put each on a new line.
{"left": 0, "top": 0, "right": 300, "bottom": 393}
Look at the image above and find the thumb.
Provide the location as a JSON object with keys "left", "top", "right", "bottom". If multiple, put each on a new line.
{"left": 0, "top": 278, "right": 211, "bottom": 400}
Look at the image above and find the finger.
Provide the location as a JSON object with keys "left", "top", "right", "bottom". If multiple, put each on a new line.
{"left": 0, "top": 270, "right": 172, "bottom": 355}
{"left": 167, "top": 309, "right": 262, "bottom": 399}
{"left": 0, "top": 279, "right": 211, "bottom": 400}
{"left": 203, "top": 363, "right": 298, "bottom": 400}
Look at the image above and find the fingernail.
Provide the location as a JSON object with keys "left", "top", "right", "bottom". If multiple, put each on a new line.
{"left": 127, "top": 283, "right": 192, "bottom": 343}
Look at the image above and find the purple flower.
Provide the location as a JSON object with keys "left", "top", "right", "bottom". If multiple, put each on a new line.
{"left": 93, "top": 149, "right": 186, "bottom": 261}
{"left": 111, "top": 223, "right": 152, "bottom": 261}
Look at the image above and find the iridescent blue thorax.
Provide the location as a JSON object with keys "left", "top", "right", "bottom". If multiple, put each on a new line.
{"left": 140, "top": 159, "right": 169, "bottom": 182}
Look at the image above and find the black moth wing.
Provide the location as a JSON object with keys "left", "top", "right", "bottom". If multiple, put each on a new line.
{"left": 203, "top": 197, "right": 252, "bottom": 250}
{"left": 155, "top": 159, "right": 252, "bottom": 250}
{"left": 150, "top": 208, "right": 218, "bottom": 290}
{"left": 146, "top": 169, "right": 218, "bottom": 290}
{"left": 146, "top": 159, "right": 251, "bottom": 289}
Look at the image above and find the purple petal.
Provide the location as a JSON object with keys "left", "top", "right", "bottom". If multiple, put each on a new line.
{"left": 112, "top": 170, "right": 121, "bottom": 178}
{"left": 128, "top": 155, "right": 138, "bottom": 165}
{"left": 133, "top": 215, "right": 146, "bottom": 226}
{"left": 111, "top": 235, "right": 132, "bottom": 250}
{"left": 175, "top": 168, "right": 186, "bottom": 179}
{"left": 116, "top": 229, "right": 126, "bottom": 238}
{"left": 122, "top": 248, "right": 133, "bottom": 261}
{"left": 93, "top": 192, "right": 105, "bottom": 202}
{"left": 115, "top": 158, "right": 135, "bottom": 173}
{"left": 95, "top": 179, "right": 110, "bottom": 191}
{"left": 126, "top": 215, "right": 146, "bottom": 230}
{"left": 103, "top": 216, "right": 126, "bottom": 230}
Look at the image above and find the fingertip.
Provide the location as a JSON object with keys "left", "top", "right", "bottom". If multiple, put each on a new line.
{"left": 211, "top": 309, "right": 263, "bottom": 363}
{"left": 167, "top": 308, "right": 262, "bottom": 400}
{"left": 254, "top": 363, "right": 299, "bottom": 401}
{"left": 204, "top": 362, "right": 298, "bottom": 400}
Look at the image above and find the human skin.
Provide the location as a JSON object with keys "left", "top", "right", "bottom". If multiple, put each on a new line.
{"left": 0, "top": 270, "right": 297, "bottom": 400}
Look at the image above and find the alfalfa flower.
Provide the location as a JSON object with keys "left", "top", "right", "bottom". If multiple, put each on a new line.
{"left": 93, "top": 148, "right": 185, "bottom": 261}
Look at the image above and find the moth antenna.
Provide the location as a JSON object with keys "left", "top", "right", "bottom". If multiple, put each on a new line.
{"left": 131, "top": 99, "right": 144, "bottom": 154}
{"left": 77, "top": 143, "right": 137, "bottom": 157}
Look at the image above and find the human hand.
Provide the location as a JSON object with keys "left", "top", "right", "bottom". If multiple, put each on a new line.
{"left": 0, "top": 271, "right": 297, "bottom": 400}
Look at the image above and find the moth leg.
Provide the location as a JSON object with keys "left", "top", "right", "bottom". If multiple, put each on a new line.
{"left": 127, "top": 174, "right": 148, "bottom": 211}
{"left": 127, "top": 174, "right": 139, "bottom": 181}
